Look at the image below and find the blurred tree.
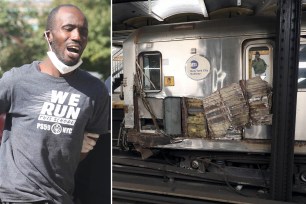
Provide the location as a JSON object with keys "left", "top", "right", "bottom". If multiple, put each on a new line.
{"left": 0, "top": 0, "right": 110, "bottom": 80}
{"left": 0, "top": 0, "right": 45, "bottom": 77}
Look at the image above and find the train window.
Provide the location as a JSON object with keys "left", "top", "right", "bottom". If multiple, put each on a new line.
{"left": 246, "top": 45, "right": 273, "bottom": 85}
{"left": 298, "top": 44, "right": 306, "bottom": 90}
{"left": 138, "top": 52, "right": 162, "bottom": 92}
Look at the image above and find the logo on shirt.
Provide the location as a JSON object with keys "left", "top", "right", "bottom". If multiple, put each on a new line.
{"left": 36, "top": 90, "right": 81, "bottom": 134}
{"left": 51, "top": 123, "right": 62, "bottom": 135}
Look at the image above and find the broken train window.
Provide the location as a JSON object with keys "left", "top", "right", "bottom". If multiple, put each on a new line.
{"left": 138, "top": 52, "right": 162, "bottom": 92}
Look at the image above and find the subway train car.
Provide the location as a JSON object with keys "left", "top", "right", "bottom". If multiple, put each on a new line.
{"left": 115, "top": 15, "right": 306, "bottom": 194}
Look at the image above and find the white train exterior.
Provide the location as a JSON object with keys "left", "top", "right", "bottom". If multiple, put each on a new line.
{"left": 120, "top": 15, "right": 306, "bottom": 154}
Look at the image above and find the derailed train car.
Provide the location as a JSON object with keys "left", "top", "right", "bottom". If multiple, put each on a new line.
{"left": 117, "top": 15, "right": 306, "bottom": 193}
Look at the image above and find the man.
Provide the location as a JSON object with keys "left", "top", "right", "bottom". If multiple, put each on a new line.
{"left": 0, "top": 4, "right": 109, "bottom": 204}
{"left": 252, "top": 51, "right": 267, "bottom": 76}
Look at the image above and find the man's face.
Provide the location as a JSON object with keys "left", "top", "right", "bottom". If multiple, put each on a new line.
{"left": 49, "top": 7, "right": 88, "bottom": 66}
{"left": 255, "top": 54, "right": 260, "bottom": 59}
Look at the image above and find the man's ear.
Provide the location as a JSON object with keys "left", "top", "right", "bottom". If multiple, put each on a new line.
{"left": 44, "top": 30, "right": 53, "bottom": 43}
{"left": 44, "top": 30, "right": 53, "bottom": 51}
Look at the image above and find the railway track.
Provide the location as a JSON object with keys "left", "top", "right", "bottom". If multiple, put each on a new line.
{"left": 112, "top": 149, "right": 301, "bottom": 204}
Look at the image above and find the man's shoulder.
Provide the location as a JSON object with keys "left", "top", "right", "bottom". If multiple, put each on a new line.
{"left": 78, "top": 70, "right": 103, "bottom": 83}
{"left": 8, "top": 61, "right": 38, "bottom": 74}
{"left": 77, "top": 69, "right": 108, "bottom": 92}
{"left": 258, "top": 58, "right": 267, "bottom": 65}
{"left": 2, "top": 61, "right": 38, "bottom": 80}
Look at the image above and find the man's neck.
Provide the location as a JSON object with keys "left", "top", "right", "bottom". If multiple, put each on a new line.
{"left": 39, "top": 58, "right": 61, "bottom": 77}
{"left": 39, "top": 58, "right": 74, "bottom": 77}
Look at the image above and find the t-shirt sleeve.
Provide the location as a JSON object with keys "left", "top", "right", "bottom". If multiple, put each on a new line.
{"left": 0, "top": 71, "right": 13, "bottom": 114}
{"left": 85, "top": 83, "right": 110, "bottom": 135}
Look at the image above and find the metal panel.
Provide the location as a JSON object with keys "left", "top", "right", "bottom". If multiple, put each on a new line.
{"left": 123, "top": 30, "right": 138, "bottom": 129}
{"left": 123, "top": 16, "right": 278, "bottom": 130}
{"left": 164, "top": 97, "right": 181, "bottom": 135}
{"left": 137, "top": 37, "right": 242, "bottom": 99}
{"left": 156, "top": 139, "right": 271, "bottom": 153}
{"left": 135, "top": 16, "right": 276, "bottom": 44}
{"left": 244, "top": 125, "right": 271, "bottom": 139}
{"left": 138, "top": 98, "right": 163, "bottom": 119}
{"left": 295, "top": 92, "right": 306, "bottom": 141}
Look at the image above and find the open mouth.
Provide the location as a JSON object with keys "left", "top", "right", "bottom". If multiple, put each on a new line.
{"left": 67, "top": 46, "right": 80, "bottom": 54}
{"left": 66, "top": 45, "right": 81, "bottom": 59}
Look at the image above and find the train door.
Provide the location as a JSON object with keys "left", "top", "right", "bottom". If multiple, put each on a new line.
{"left": 244, "top": 40, "right": 274, "bottom": 85}
{"left": 243, "top": 40, "right": 274, "bottom": 139}
{"left": 136, "top": 51, "right": 164, "bottom": 132}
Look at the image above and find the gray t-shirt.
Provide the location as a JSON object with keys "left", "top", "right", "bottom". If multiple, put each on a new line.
{"left": 0, "top": 61, "right": 109, "bottom": 204}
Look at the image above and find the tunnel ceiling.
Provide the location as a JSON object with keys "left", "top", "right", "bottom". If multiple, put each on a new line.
{"left": 112, "top": 0, "right": 306, "bottom": 44}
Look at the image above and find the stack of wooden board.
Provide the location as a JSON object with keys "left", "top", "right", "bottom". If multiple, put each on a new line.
{"left": 186, "top": 98, "right": 208, "bottom": 138}
{"left": 244, "top": 76, "right": 272, "bottom": 125}
{"left": 203, "top": 83, "right": 249, "bottom": 138}
{"left": 202, "top": 91, "right": 230, "bottom": 138}
{"left": 181, "top": 77, "right": 272, "bottom": 139}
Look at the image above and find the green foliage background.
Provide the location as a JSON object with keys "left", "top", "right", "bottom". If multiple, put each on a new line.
{"left": 0, "top": 0, "right": 110, "bottom": 80}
